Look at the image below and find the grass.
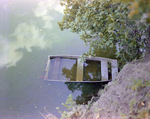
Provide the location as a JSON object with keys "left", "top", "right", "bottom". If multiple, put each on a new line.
{"left": 39, "top": 106, "right": 58, "bottom": 119}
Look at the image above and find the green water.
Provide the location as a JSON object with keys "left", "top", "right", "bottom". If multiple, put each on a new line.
{"left": 0, "top": 0, "right": 116, "bottom": 118}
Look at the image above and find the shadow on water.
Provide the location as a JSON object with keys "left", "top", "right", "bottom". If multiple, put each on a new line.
{"left": 65, "top": 82, "right": 108, "bottom": 105}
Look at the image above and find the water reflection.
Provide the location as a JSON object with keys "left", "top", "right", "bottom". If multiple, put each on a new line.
{"left": 61, "top": 59, "right": 102, "bottom": 81}
{"left": 12, "top": 23, "right": 47, "bottom": 51}
{"left": 48, "top": 58, "right": 77, "bottom": 81}
{"left": 62, "top": 62, "right": 77, "bottom": 81}
{"left": 0, "top": 22, "right": 48, "bottom": 68}
{"left": 83, "top": 60, "right": 101, "bottom": 81}
{"left": 65, "top": 82, "right": 108, "bottom": 105}
{"left": 0, "top": 0, "right": 69, "bottom": 69}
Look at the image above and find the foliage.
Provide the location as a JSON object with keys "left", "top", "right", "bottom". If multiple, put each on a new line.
{"left": 129, "top": 101, "right": 150, "bottom": 119}
{"left": 56, "top": 94, "right": 89, "bottom": 119}
{"left": 58, "top": 0, "right": 149, "bottom": 69}
{"left": 132, "top": 79, "right": 150, "bottom": 91}
{"left": 83, "top": 45, "right": 117, "bottom": 59}
{"left": 129, "top": 99, "right": 136, "bottom": 111}
{"left": 39, "top": 107, "right": 58, "bottom": 119}
{"left": 62, "top": 94, "right": 76, "bottom": 109}
{"left": 135, "top": 108, "right": 150, "bottom": 119}
{"left": 56, "top": 94, "right": 76, "bottom": 119}
{"left": 115, "top": 0, "right": 150, "bottom": 23}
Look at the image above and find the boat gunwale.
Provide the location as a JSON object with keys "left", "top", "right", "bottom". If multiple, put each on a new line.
{"left": 44, "top": 79, "right": 111, "bottom": 83}
{"left": 48, "top": 55, "right": 117, "bottom": 62}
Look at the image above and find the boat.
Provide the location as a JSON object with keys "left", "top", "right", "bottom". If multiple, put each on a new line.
{"left": 44, "top": 55, "right": 118, "bottom": 83}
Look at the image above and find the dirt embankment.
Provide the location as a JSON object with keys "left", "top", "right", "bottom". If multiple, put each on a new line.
{"left": 65, "top": 55, "right": 150, "bottom": 119}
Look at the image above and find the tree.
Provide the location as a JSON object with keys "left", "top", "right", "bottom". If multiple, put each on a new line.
{"left": 115, "top": 0, "right": 150, "bottom": 23}
{"left": 115, "top": 0, "right": 150, "bottom": 55}
{"left": 58, "top": 0, "right": 149, "bottom": 69}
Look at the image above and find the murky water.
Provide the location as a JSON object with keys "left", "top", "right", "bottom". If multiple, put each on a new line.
{"left": 0, "top": 0, "right": 116, "bottom": 118}
{"left": 48, "top": 57, "right": 77, "bottom": 81}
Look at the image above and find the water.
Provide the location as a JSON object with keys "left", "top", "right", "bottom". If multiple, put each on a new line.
{"left": 0, "top": 0, "right": 116, "bottom": 118}
{"left": 83, "top": 60, "right": 101, "bottom": 81}
{"left": 48, "top": 57, "right": 77, "bottom": 81}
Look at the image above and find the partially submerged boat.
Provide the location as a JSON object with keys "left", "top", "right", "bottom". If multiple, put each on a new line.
{"left": 44, "top": 55, "right": 118, "bottom": 83}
